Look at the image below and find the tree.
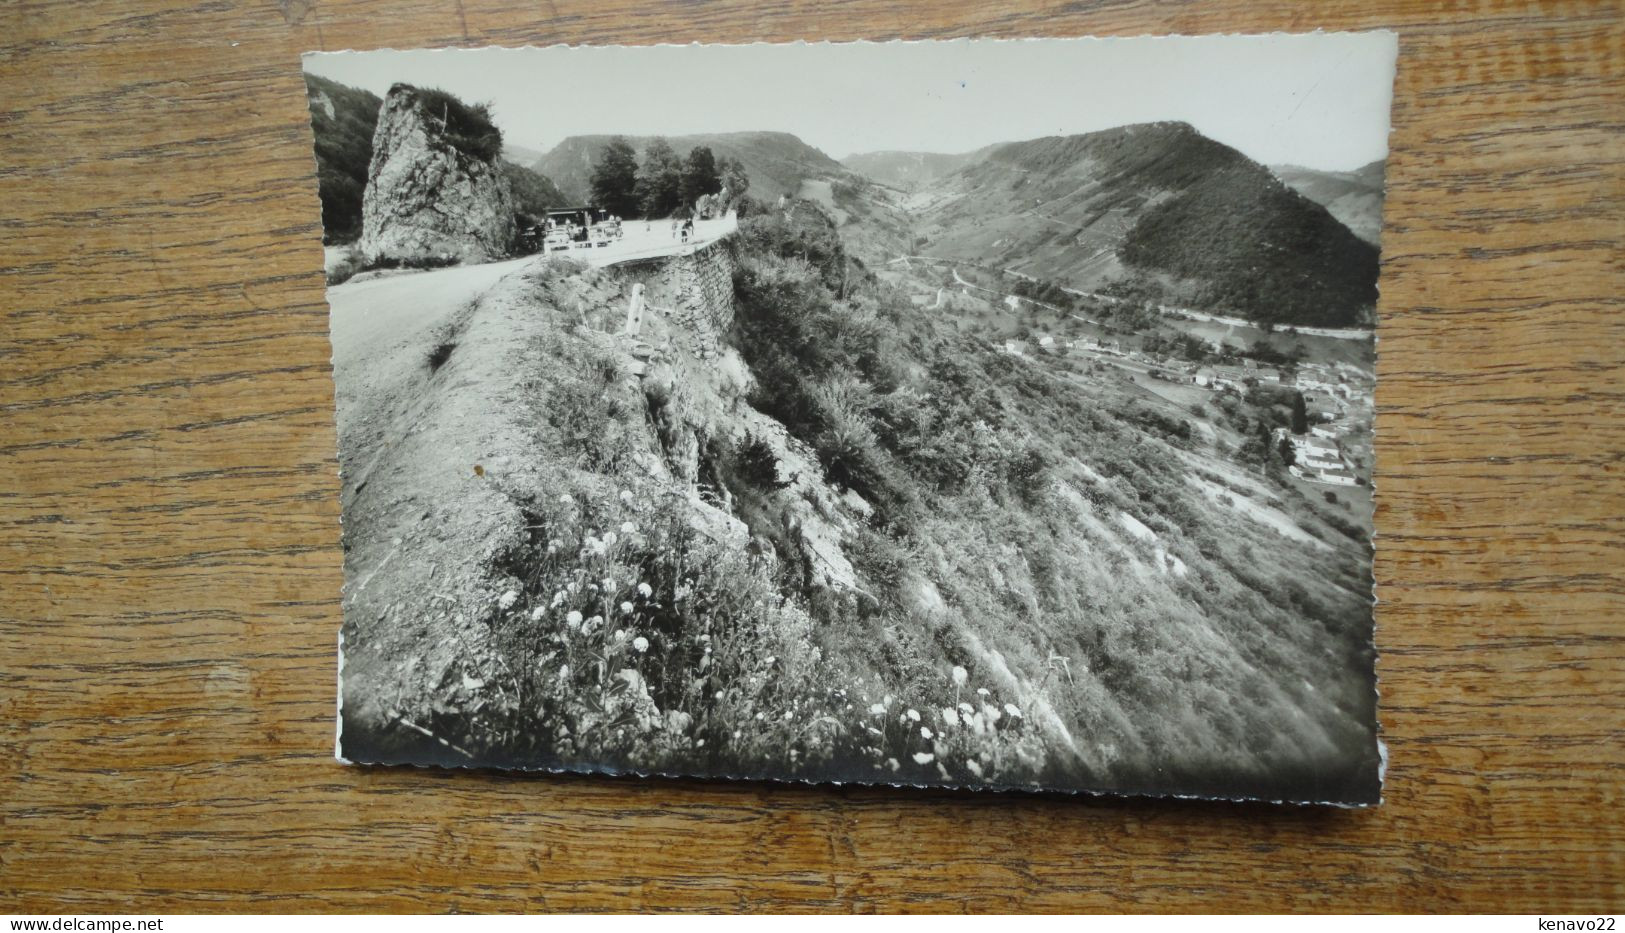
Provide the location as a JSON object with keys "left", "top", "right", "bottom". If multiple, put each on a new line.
{"left": 1278, "top": 436, "right": 1296, "bottom": 466}
{"left": 634, "top": 138, "right": 683, "bottom": 218}
{"left": 719, "top": 156, "right": 749, "bottom": 203}
{"left": 589, "top": 136, "right": 640, "bottom": 217}
{"left": 679, "top": 145, "right": 722, "bottom": 209}
{"left": 1290, "top": 390, "right": 1309, "bottom": 434}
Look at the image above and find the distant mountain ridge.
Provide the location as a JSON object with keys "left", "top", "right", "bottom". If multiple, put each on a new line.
{"left": 533, "top": 131, "right": 854, "bottom": 205}
{"left": 1270, "top": 161, "right": 1385, "bottom": 245}
{"left": 909, "top": 121, "right": 1380, "bottom": 328}
{"left": 841, "top": 149, "right": 989, "bottom": 190}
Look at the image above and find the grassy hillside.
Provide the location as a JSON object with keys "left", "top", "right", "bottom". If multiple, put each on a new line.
{"left": 1271, "top": 160, "right": 1386, "bottom": 245}
{"left": 304, "top": 74, "right": 382, "bottom": 243}
{"left": 355, "top": 206, "right": 1380, "bottom": 801}
{"left": 534, "top": 131, "right": 854, "bottom": 205}
{"left": 911, "top": 122, "right": 1380, "bottom": 328}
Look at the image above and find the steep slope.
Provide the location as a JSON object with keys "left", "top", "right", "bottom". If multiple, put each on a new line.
{"left": 911, "top": 122, "right": 1380, "bottom": 328}
{"left": 501, "top": 160, "right": 568, "bottom": 218}
{"left": 335, "top": 206, "right": 1379, "bottom": 802}
{"left": 304, "top": 74, "right": 383, "bottom": 242}
{"left": 842, "top": 148, "right": 987, "bottom": 191}
{"left": 534, "top": 131, "right": 854, "bottom": 204}
{"left": 1271, "top": 160, "right": 1386, "bottom": 245}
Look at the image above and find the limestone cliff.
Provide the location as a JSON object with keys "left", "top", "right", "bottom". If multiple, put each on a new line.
{"left": 360, "top": 84, "right": 516, "bottom": 264}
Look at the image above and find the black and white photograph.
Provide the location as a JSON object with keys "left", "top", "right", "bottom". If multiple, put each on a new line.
{"left": 306, "top": 35, "right": 1396, "bottom": 804}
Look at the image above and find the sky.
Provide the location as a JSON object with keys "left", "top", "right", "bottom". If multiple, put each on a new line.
{"left": 304, "top": 34, "right": 1397, "bottom": 172}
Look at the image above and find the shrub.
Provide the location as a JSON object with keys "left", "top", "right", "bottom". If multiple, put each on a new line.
{"left": 408, "top": 85, "right": 503, "bottom": 162}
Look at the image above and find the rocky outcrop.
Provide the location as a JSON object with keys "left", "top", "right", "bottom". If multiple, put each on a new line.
{"left": 360, "top": 84, "right": 515, "bottom": 264}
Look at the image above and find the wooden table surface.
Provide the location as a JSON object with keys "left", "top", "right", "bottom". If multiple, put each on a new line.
{"left": 2, "top": 0, "right": 1621, "bottom": 913}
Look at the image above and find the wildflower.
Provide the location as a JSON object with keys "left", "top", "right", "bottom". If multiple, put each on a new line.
{"left": 733, "top": 730, "right": 742, "bottom": 739}
{"left": 699, "top": 633, "right": 710, "bottom": 643}
{"left": 868, "top": 703, "right": 887, "bottom": 716}
{"left": 984, "top": 705, "right": 1002, "bottom": 724}
{"left": 550, "top": 590, "right": 565, "bottom": 608}
{"left": 613, "top": 629, "right": 626, "bottom": 643}
{"left": 754, "top": 712, "right": 765, "bottom": 721}
{"left": 586, "top": 615, "right": 603, "bottom": 632}
{"left": 620, "top": 601, "right": 634, "bottom": 615}
{"left": 958, "top": 702, "right": 974, "bottom": 715}
{"left": 783, "top": 710, "right": 793, "bottom": 721}
{"left": 764, "top": 656, "right": 776, "bottom": 666}
{"left": 558, "top": 664, "right": 570, "bottom": 680}
{"left": 886, "top": 757, "right": 901, "bottom": 772}
{"left": 497, "top": 590, "right": 519, "bottom": 610}
{"left": 558, "top": 494, "right": 573, "bottom": 505}
{"left": 941, "top": 707, "right": 958, "bottom": 726}
{"left": 714, "top": 691, "right": 724, "bottom": 701}
{"left": 696, "top": 739, "right": 705, "bottom": 748}
{"left": 905, "top": 708, "right": 921, "bottom": 722}
{"left": 603, "top": 532, "right": 618, "bottom": 547}
{"left": 620, "top": 521, "right": 636, "bottom": 535}
{"left": 619, "top": 489, "right": 633, "bottom": 504}
{"left": 977, "top": 687, "right": 990, "bottom": 697}
{"left": 632, "top": 635, "right": 649, "bottom": 653}
{"left": 912, "top": 752, "right": 935, "bottom": 765}
{"left": 602, "top": 577, "right": 615, "bottom": 591}
{"left": 951, "top": 665, "right": 968, "bottom": 687}
{"left": 637, "top": 582, "right": 653, "bottom": 598}
{"left": 920, "top": 727, "right": 933, "bottom": 740}
{"left": 530, "top": 606, "right": 545, "bottom": 622}
{"left": 1004, "top": 703, "right": 1023, "bottom": 719}
{"left": 565, "top": 610, "right": 583, "bottom": 629}
{"left": 546, "top": 543, "right": 558, "bottom": 555}
{"left": 965, "top": 759, "right": 983, "bottom": 778}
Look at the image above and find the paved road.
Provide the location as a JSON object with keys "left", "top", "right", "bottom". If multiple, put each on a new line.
{"left": 327, "top": 255, "right": 535, "bottom": 377}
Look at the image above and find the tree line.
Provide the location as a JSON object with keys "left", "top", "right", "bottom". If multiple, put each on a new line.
{"left": 589, "top": 137, "right": 749, "bottom": 219}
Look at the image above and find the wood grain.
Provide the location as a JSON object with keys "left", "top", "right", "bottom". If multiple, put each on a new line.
{"left": 1, "top": 0, "right": 1620, "bottom": 913}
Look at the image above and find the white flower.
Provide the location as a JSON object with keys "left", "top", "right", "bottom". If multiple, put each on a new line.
{"left": 530, "top": 606, "right": 545, "bottom": 622}
{"left": 714, "top": 690, "right": 724, "bottom": 701}
{"left": 632, "top": 635, "right": 650, "bottom": 653}
{"left": 965, "top": 759, "right": 983, "bottom": 778}
{"left": 637, "top": 582, "right": 653, "bottom": 598}
{"left": 558, "top": 494, "right": 573, "bottom": 505}
{"left": 603, "top": 532, "right": 618, "bottom": 547}
{"left": 558, "top": 664, "right": 570, "bottom": 680}
{"left": 868, "top": 703, "right": 887, "bottom": 716}
{"left": 1004, "top": 703, "right": 1023, "bottom": 718}
{"left": 497, "top": 589, "right": 519, "bottom": 610}
{"left": 887, "top": 757, "right": 901, "bottom": 772}
{"left": 565, "top": 610, "right": 583, "bottom": 628}
{"left": 958, "top": 702, "right": 974, "bottom": 714}
{"left": 585, "top": 615, "right": 603, "bottom": 633}
{"left": 613, "top": 629, "right": 626, "bottom": 643}
{"left": 764, "top": 656, "right": 776, "bottom": 666}
{"left": 620, "top": 521, "right": 636, "bottom": 535}
{"left": 941, "top": 707, "right": 959, "bottom": 726}
{"left": 984, "top": 705, "right": 1002, "bottom": 724}
{"left": 783, "top": 710, "right": 793, "bottom": 721}
{"left": 905, "top": 708, "right": 921, "bottom": 722}
{"left": 977, "top": 687, "right": 990, "bottom": 697}
{"left": 620, "top": 601, "right": 634, "bottom": 614}
{"left": 920, "top": 726, "right": 933, "bottom": 740}
{"left": 619, "top": 489, "right": 634, "bottom": 503}
{"left": 912, "top": 752, "right": 935, "bottom": 765}
{"left": 951, "top": 665, "right": 968, "bottom": 687}
{"left": 602, "top": 577, "right": 615, "bottom": 591}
